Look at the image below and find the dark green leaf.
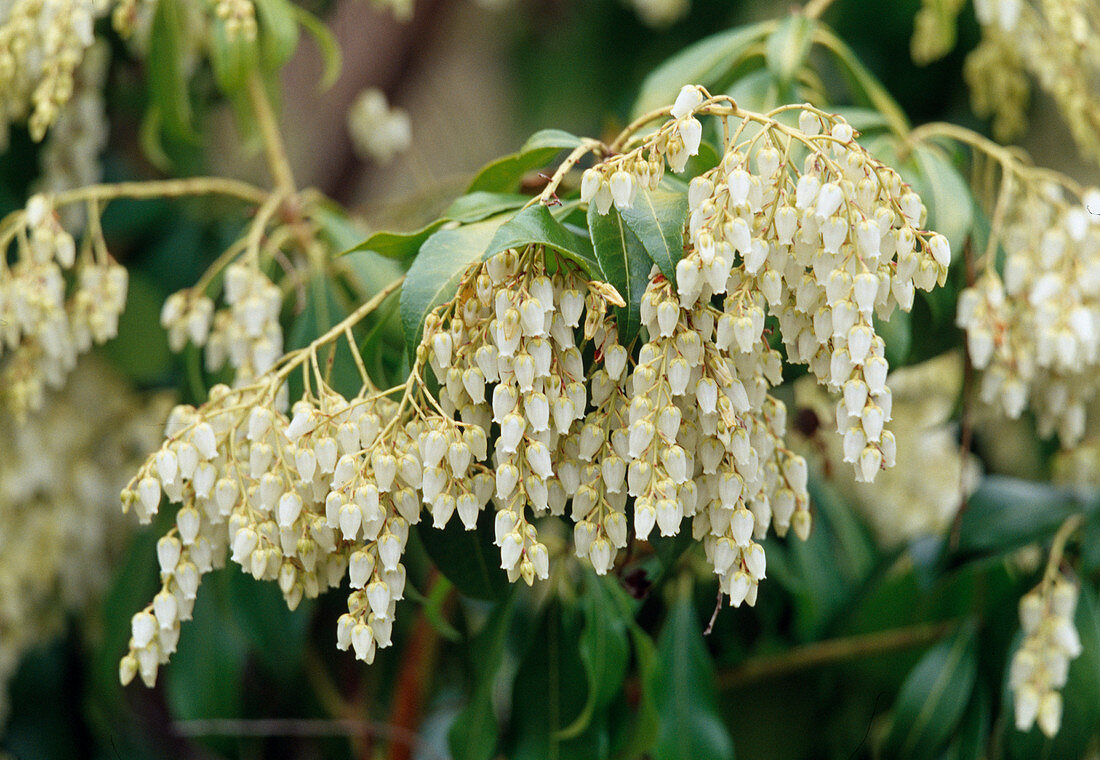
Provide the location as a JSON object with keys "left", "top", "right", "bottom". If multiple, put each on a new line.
{"left": 765, "top": 15, "right": 816, "bottom": 85}
{"left": 148, "top": 0, "right": 197, "bottom": 142}
{"left": 620, "top": 188, "right": 687, "bottom": 285}
{"left": 587, "top": 204, "right": 650, "bottom": 344}
{"left": 1004, "top": 583, "right": 1100, "bottom": 759}
{"left": 881, "top": 620, "right": 978, "bottom": 760}
{"left": 632, "top": 21, "right": 773, "bottom": 117}
{"left": 468, "top": 129, "right": 583, "bottom": 193}
{"left": 254, "top": 0, "right": 300, "bottom": 70}
{"left": 287, "top": 272, "right": 361, "bottom": 398}
{"left": 557, "top": 573, "right": 632, "bottom": 739}
{"left": 941, "top": 685, "right": 990, "bottom": 760}
{"left": 417, "top": 504, "right": 509, "bottom": 601}
{"left": 612, "top": 625, "right": 661, "bottom": 760}
{"left": 818, "top": 26, "right": 910, "bottom": 133}
{"left": 227, "top": 571, "right": 312, "bottom": 682}
{"left": 399, "top": 215, "right": 506, "bottom": 354}
{"left": 342, "top": 218, "right": 448, "bottom": 259}
{"left": 101, "top": 272, "right": 172, "bottom": 384}
{"left": 877, "top": 309, "right": 912, "bottom": 366}
{"left": 449, "top": 592, "right": 519, "bottom": 760}
{"left": 293, "top": 5, "right": 342, "bottom": 89}
{"left": 955, "top": 476, "right": 1086, "bottom": 557}
{"left": 652, "top": 595, "right": 735, "bottom": 760}
{"left": 446, "top": 191, "right": 529, "bottom": 223}
{"left": 485, "top": 204, "right": 600, "bottom": 278}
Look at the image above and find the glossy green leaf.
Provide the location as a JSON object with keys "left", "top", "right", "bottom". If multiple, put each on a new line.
{"left": 508, "top": 602, "right": 610, "bottom": 760}
{"left": 765, "top": 15, "right": 816, "bottom": 85}
{"left": 908, "top": 143, "right": 974, "bottom": 257}
{"left": 148, "top": 0, "right": 196, "bottom": 142}
{"left": 293, "top": 5, "right": 342, "bottom": 89}
{"left": 955, "top": 476, "right": 1086, "bottom": 557}
{"left": 881, "top": 620, "right": 978, "bottom": 760}
{"left": 399, "top": 215, "right": 507, "bottom": 354}
{"left": 652, "top": 596, "right": 735, "bottom": 760}
{"left": 445, "top": 191, "right": 529, "bottom": 223}
{"left": 468, "top": 129, "right": 584, "bottom": 193}
{"left": 254, "top": 0, "right": 300, "bottom": 70}
{"left": 342, "top": 218, "right": 448, "bottom": 259}
{"left": 587, "top": 204, "right": 651, "bottom": 344}
{"left": 557, "top": 573, "right": 632, "bottom": 739}
{"left": 449, "top": 592, "right": 519, "bottom": 760}
{"left": 632, "top": 21, "right": 774, "bottom": 117}
{"left": 619, "top": 188, "right": 688, "bottom": 285}
{"left": 485, "top": 204, "right": 600, "bottom": 278}
{"left": 1005, "top": 583, "right": 1100, "bottom": 759}
{"left": 417, "top": 504, "right": 509, "bottom": 602}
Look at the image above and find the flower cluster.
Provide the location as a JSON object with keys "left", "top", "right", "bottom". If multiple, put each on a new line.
{"left": 1, "top": 193, "right": 128, "bottom": 416}
{"left": 0, "top": 360, "right": 169, "bottom": 729}
{"left": 956, "top": 177, "right": 1100, "bottom": 448}
{"left": 793, "top": 353, "right": 981, "bottom": 548}
{"left": 347, "top": 88, "right": 412, "bottom": 166}
{"left": 966, "top": 0, "right": 1100, "bottom": 161}
{"left": 161, "top": 262, "right": 284, "bottom": 385}
{"left": 1010, "top": 573, "right": 1083, "bottom": 737}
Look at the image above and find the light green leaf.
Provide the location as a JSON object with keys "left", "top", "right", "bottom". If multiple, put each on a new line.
{"left": 399, "top": 215, "right": 507, "bottom": 355}
{"left": 468, "top": 129, "right": 584, "bottom": 193}
{"left": 727, "top": 68, "right": 783, "bottom": 114}
{"left": 881, "top": 620, "right": 978, "bottom": 760}
{"left": 620, "top": 188, "right": 688, "bottom": 284}
{"left": 342, "top": 218, "right": 448, "bottom": 259}
{"left": 587, "top": 204, "right": 651, "bottom": 344}
{"left": 209, "top": 17, "right": 260, "bottom": 95}
{"left": 652, "top": 596, "right": 735, "bottom": 760}
{"left": 556, "top": 573, "right": 631, "bottom": 740}
{"left": 293, "top": 6, "right": 342, "bottom": 89}
{"left": 908, "top": 143, "right": 974, "bottom": 256}
{"left": 632, "top": 21, "right": 773, "bottom": 118}
{"left": 254, "top": 0, "right": 299, "bottom": 70}
{"left": 445, "top": 191, "right": 529, "bottom": 223}
{"left": 765, "top": 15, "right": 816, "bottom": 85}
{"left": 485, "top": 204, "right": 600, "bottom": 278}
{"left": 148, "top": 0, "right": 197, "bottom": 142}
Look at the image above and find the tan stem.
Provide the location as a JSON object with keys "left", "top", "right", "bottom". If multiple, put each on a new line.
{"left": 248, "top": 71, "right": 298, "bottom": 199}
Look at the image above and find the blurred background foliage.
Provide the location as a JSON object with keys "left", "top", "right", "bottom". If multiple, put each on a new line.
{"left": 2, "top": 1, "right": 1099, "bottom": 759}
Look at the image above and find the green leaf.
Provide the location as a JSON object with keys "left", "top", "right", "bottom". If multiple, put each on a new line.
{"left": 449, "top": 592, "right": 519, "bottom": 760}
{"left": 652, "top": 595, "right": 735, "bottom": 760}
{"left": 293, "top": 6, "right": 342, "bottom": 89}
{"left": 254, "top": 0, "right": 300, "bottom": 70}
{"left": 726, "top": 68, "right": 783, "bottom": 114}
{"left": 587, "top": 204, "right": 651, "bottom": 344}
{"left": 619, "top": 188, "right": 688, "bottom": 285}
{"left": 557, "top": 573, "right": 632, "bottom": 740}
{"left": 907, "top": 143, "right": 974, "bottom": 257}
{"left": 955, "top": 476, "right": 1086, "bottom": 558}
{"left": 612, "top": 625, "right": 661, "bottom": 760}
{"left": 765, "top": 15, "right": 816, "bottom": 85}
{"left": 816, "top": 25, "right": 910, "bottom": 134}
{"left": 227, "top": 571, "right": 312, "bottom": 682}
{"left": 446, "top": 191, "right": 529, "bottom": 223}
{"left": 287, "top": 272, "right": 361, "bottom": 398}
{"left": 399, "top": 215, "right": 506, "bottom": 354}
{"left": 877, "top": 309, "right": 912, "bottom": 366}
{"left": 508, "top": 602, "right": 611, "bottom": 760}
{"left": 1004, "top": 582, "right": 1100, "bottom": 759}
{"left": 101, "top": 272, "right": 172, "bottom": 384}
{"left": 485, "top": 204, "right": 600, "bottom": 278}
{"left": 148, "top": 0, "right": 197, "bottom": 142}
{"left": 881, "top": 620, "right": 978, "bottom": 760}
{"left": 632, "top": 21, "right": 773, "bottom": 117}
{"left": 416, "top": 504, "right": 509, "bottom": 601}
{"left": 209, "top": 17, "right": 260, "bottom": 95}
{"left": 468, "top": 129, "right": 583, "bottom": 193}
{"left": 941, "top": 686, "right": 990, "bottom": 760}
{"left": 343, "top": 218, "right": 448, "bottom": 259}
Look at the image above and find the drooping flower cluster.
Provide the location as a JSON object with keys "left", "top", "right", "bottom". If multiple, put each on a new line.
{"left": 1010, "top": 573, "right": 1083, "bottom": 737}
{"left": 0, "top": 359, "right": 169, "bottom": 729}
{"left": 966, "top": 0, "right": 1100, "bottom": 161}
{"left": 160, "top": 262, "right": 284, "bottom": 385}
{"left": 956, "top": 177, "right": 1100, "bottom": 448}
{"left": 0, "top": 193, "right": 128, "bottom": 416}
{"left": 347, "top": 87, "right": 412, "bottom": 166}
{"left": 793, "top": 352, "right": 981, "bottom": 547}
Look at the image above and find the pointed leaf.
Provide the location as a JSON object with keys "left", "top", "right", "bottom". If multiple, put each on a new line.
{"left": 652, "top": 596, "right": 735, "bottom": 760}
{"left": 881, "top": 620, "right": 978, "bottom": 760}
{"left": 148, "top": 0, "right": 197, "bottom": 142}
{"left": 254, "top": 0, "right": 299, "bottom": 70}
{"left": 399, "top": 215, "right": 507, "bottom": 354}
{"left": 446, "top": 191, "right": 529, "bottom": 222}
{"left": 468, "top": 129, "right": 583, "bottom": 193}
{"left": 620, "top": 188, "right": 688, "bottom": 285}
{"left": 486, "top": 204, "right": 600, "bottom": 278}
{"left": 765, "top": 15, "right": 816, "bottom": 85}
{"left": 416, "top": 503, "right": 509, "bottom": 602}
{"left": 342, "top": 218, "right": 448, "bottom": 259}
{"left": 956, "top": 476, "right": 1085, "bottom": 558}
{"left": 293, "top": 6, "right": 342, "bottom": 89}
{"left": 587, "top": 204, "right": 651, "bottom": 344}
